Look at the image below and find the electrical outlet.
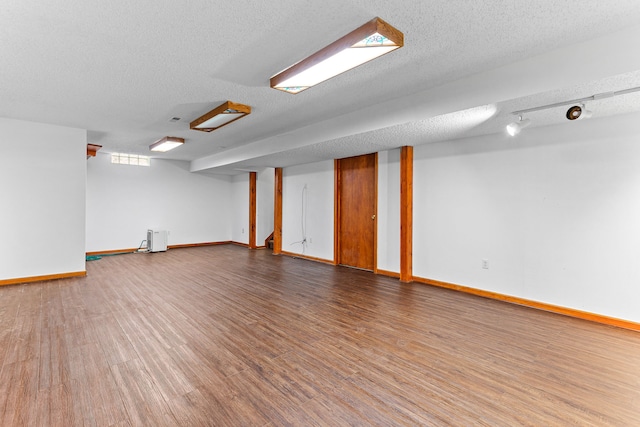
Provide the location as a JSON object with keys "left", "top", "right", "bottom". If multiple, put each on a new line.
{"left": 242, "top": 228, "right": 245, "bottom": 234}
{"left": 482, "top": 259, "right": 489, "bottom": 269}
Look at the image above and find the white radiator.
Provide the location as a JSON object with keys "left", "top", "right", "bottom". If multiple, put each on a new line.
{"left": 147, "top": 229, "right": 168, "bottom": 252}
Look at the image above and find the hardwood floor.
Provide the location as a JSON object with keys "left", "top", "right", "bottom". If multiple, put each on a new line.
{"left": 1, "top": 245, "right": 640, "bottom": 426}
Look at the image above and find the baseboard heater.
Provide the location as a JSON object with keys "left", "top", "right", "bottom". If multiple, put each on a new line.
{"left": 147, "top": 229, "right": 168, "bottom": 252}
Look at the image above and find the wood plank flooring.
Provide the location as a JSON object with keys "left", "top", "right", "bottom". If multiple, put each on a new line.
{"left": 1, "top": 245, "right": 640, "bottom": 426}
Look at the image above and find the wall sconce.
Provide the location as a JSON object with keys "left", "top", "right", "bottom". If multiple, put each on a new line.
{"left": 150, "top": 136, "right": 185, "bottom": 152}
{"left": 190, "top": 101, "right": 251, "bottom": 132}
{"left": 270, "top": 17, "right": 404, "bottom": 94}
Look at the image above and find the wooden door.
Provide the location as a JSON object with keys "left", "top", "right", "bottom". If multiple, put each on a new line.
{"left": 336, "top": 153, "right": 376, "bottom": 270}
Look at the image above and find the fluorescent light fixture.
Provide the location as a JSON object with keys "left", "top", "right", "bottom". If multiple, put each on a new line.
{"left": 190, "top": 101, "right": 251, "bottom": 132}
{"left": 506, "top": 116, "right": 531, "bottom": 136}
{"left": 87, "top": 143, "right": 102, "bottom": 158}
{"left": 271, "top": 17, "right": 403, "bottom": 94}
{"left": 150, "top": 136, "right": 185, "bottom": 152}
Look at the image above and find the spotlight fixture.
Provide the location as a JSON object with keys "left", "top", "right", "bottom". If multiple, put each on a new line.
{"left": 150, "top": 136, "right": 185, "bottom": 152}
{"left": 270, "top": 17, "right": 404, "bottom": 94}
{"left": 566, "top": 105, "right": 582, "bottom": 120}
{"left": 566, "top": 104, "right": 592, "bottom": 121}
{"left": 190, "top": 101, "right": 251, "bottom": 132}
{"left": 506, "top": 115, "right": 531, "bottom": 136}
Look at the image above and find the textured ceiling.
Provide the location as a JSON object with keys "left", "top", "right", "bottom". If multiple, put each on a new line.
{"left": 2, "top": 1, "right": 640, "bottom": 174}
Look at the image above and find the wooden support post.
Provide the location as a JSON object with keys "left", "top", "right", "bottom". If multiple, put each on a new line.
{"left": 249, "top": 172, "right": 257, "bottom": 249}
{"left": 273, "top": 168, "right": 283, "bottom": 254}
{"left": 400, "top": 146, "right": 413, "bottom": 282}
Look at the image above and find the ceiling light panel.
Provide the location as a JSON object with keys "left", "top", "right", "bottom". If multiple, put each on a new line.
{"left": 150, "top": 136, "right": 185, "bottom": 152}
{"left": 271, "top": 17, "right": 403, "bottom": 94}
{"left": 190, "top": 101, "right": 251, "bottom": 132}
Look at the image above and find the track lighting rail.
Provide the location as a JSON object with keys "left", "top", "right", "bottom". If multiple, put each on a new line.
{"left": 511, "top": 86, "right": 640, "bottom": 116}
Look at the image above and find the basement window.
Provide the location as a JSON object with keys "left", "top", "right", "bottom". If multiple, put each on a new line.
{"left": 111, "top": 153, "right": 150, "bottom": 166}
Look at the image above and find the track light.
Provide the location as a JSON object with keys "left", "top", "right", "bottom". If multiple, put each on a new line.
{"left": 566, "top": 105, "right": 582, "bottom": 120}
{"left": 507, "top": 86, "right": 640, "bottom": 132}
{"left": 506, "top": 115, "right": 531, "bottom": 136}
{"left": 566, "top": 104, "right": 592, "bottom": 121}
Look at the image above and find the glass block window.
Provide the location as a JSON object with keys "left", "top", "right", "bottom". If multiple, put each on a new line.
{"left": 111, "top": 153, "right": 150, "bottom": 166}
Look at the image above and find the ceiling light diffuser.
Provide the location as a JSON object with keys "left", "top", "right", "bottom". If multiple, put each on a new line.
{"left": 270, "top": 17, "right": 403, "bottom": 94}
{"left": 150, "top": 136, "right": 185, "bottom": 152}
{"left": 190, "top": 101, "right": 251, "bottom": 132}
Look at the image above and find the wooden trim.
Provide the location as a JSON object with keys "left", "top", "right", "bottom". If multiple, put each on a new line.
{"left": 87, "top": 248, "right": 137, "bottom": 256}
{"left": 376, "top": 269, "right": 401, "bottom": 279}
{"left": 281, "top": 250, "right": 335, "bottom": 266}
{"left": 249, "top": 172, "right": 257, "bottom": 249}
{"left": 273, "top": 168, "right": 283, "bottom": 255}
{"left": 400, "top": 146, "right": 413, "bottom": 283}
{"left": 168, "top": 242, "right": 231, "bottom": 250}
{"left": 414, "top": 276, "right": 640, "bottom": 332}
{"left": 0, "top": 271, "right": 86, "bottom": 287}
{"left": 230, "top": 241, "right": 250, "bottom": 248}
{"left": 333, "top": 159, "right": 340, "bottom": 265}
{"left": 88, "top": 241, "right": 232, "bottom": 256}
{"left": 373, "top": 152, "right": 379, "bottom": 274}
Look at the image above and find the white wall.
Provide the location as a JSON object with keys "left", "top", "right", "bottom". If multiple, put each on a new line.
{"left": 0, "top": 117, "right": 86, "bottom": 280}
{"left": 87, "top": 153, "right": 232, "bottom": 251}
{"left": 282, "top": 160, "right": 334, "bottom": 261}
{"left": 256, "top": 168, "right": 275, "bottom": 245}
{"left": 413, "top": 111, "right": 640, "bottom": 323}
{"left": 377, "top": 149, "right": 401, "bottom": 273}
{"left": 231, "top": 174, "right": 249, "bottom": 244}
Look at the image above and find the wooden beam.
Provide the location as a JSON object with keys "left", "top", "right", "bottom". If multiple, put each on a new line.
{"left": 273, "top": 168, "right": 283, "bottom": 254}
{"left": 400, "top": 146, "right": 413, "bottom": 282}
{"left": 249, "top": 172, "right": 257, "bottom": 249}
